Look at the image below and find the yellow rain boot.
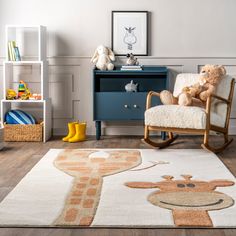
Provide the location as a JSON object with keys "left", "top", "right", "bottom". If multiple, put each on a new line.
{"left": 68, "top": 122, "right": 86, "bottom": 143}
{"left": 62, "top": 122, "right": 78, "bottom": 142}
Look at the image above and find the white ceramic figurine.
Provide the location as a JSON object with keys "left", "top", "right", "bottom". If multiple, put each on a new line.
{"left": 91, "top": 45, "right": 115, "bottom": 71}
{"left": 125, "top": 80, "right": 138, "bottom": 92}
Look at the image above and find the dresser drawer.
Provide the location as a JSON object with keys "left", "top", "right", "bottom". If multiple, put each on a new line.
{"left": 94, "top": 92, "right": 160, "bottom": 120}
{"left": 94, "top": 92, "right": 132, "bottom": 120}
{"left": 130, "top": 92, "right": 161, "bottom": 119}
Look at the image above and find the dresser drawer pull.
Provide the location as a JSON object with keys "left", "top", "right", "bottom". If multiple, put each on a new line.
{"left": 124, "top": 104, "right": 129, "bottom": 108}
{"left": 133, "top": 104, "right": 138, "bottom": 108}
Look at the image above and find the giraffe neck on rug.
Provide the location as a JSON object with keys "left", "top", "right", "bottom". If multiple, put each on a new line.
{"left": 55, "top": 174, "right": 103, "bottom": 226}
{"left": 53, "top": 149, "right": 142, "bottom": 226}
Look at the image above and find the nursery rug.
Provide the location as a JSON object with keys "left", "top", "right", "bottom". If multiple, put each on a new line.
{"left": 0, "top": 149, "right": 235, "bottom": 228}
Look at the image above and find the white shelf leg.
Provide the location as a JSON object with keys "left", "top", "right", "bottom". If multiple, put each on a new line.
{"left": 43, "top": 99, "right": 52, "bottom": 142}
{"left": 1, "top": 101, "right": 11, "bottom": 124}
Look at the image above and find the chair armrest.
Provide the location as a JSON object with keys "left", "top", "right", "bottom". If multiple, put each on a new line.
{"left": 146, "top": 91, "right": 160, "bottom": 110}
{"left": 206, "top": 93, "right": 230, "bottom": 114}
{"left": 210, "top": 94, "right": 230, "bottom": 104}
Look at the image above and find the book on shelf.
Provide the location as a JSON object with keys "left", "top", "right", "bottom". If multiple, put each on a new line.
{"left": 14, "top": 47, "right": 21, "bottom": 61}
{"left": 8, "top": 41, "right": 21, "bottom": 61}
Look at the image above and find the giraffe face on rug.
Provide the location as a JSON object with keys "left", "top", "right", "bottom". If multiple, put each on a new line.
{"left": 125, "top": 175, "right": 234, "bottom": 227}
{"left": 54, "top": 149, "right": 141, "bottom": 226}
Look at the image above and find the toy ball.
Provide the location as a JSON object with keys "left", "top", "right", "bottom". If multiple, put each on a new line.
{"left": 5, "top": 110, "right": 36, "bottom": 124}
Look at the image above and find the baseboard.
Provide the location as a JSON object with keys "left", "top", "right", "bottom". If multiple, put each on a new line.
{"left": 53, "top": 125, "right": 236, "bottom": 136}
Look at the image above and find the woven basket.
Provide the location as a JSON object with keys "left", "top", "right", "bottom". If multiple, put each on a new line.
{"left": 4, "top": 122, "right": 43, "bottom": 142}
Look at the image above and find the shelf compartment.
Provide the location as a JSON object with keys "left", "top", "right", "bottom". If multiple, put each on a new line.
{"left": 95, "top": 77, "right": 166, "bottom": 92}
{"left": 3, "top": 61, "right": 48, "bottom": 100}
{"left": 6, "top": 25, "right": 46, "bottom": 61}
{"left": 1, "top": 99, "right": 51, "bottom": 142}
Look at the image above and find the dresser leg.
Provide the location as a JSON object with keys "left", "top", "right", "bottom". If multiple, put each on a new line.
{"left": 161, "top": 131, "right": 166, "bottom": 140}
{"left": 96, "top": 121, "right": 101, "bottom": 140}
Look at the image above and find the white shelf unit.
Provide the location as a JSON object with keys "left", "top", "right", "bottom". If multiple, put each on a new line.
{"left": 1, "top": 25, "right": 51, "bottom": 142}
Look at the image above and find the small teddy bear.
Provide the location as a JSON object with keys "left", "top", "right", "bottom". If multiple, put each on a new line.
{"left": 91, "top": 45, "right": 115, "bottom": 71}
{"left": 160, "top": 65, "right": 226, "bottom": 107}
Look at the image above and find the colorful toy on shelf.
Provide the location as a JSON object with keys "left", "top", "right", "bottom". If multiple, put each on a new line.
{"left": 18, "top": 80, "right": 31, "bottom": 100}
{"left": 29, "top": 93, "right": 42, "bottom": 100}
{"left": 6, "top": 89, "right": 17, "bottom": 100}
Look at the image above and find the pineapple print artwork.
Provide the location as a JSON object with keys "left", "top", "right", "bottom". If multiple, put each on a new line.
{"left": 54, "top": 149, "right": 141, "bottom": 226}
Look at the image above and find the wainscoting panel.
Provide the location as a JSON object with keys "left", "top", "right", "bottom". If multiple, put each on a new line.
{"left": 48, "top": 65, "right": 80, "bottom": 135}
{"left": 0, "top": 57, "right": 236, "bottom": 135}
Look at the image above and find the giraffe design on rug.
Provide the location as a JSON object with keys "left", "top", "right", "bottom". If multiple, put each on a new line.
{"left": 54, "top": 149, "right": 141, "bottom": 226}
{"left": 125, "top": 175, "right": 235, "bottom": 227}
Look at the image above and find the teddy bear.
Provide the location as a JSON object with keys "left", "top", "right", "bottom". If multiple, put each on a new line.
{"left": 160, "top": 64, "right": 226, "bottom": 107}
{"left": 91, "top": 45, "right": 115, "bottom": 71}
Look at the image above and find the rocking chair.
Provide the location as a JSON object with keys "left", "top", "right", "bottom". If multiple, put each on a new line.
{"left": 142, "top": 73, "right": 235, "bottom": 153}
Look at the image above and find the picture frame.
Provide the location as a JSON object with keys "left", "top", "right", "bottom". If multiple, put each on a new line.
{"left": 111, "top": 11, "right": 148, "bottom": 56}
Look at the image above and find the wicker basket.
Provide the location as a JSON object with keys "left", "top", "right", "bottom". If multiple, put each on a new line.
{"left": 4, "top": 122, "right": 43, "bottom": 142}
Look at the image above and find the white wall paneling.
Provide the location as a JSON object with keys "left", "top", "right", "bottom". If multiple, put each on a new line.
{"left": 48, "top": 65, "right": 80, "bottom": 135}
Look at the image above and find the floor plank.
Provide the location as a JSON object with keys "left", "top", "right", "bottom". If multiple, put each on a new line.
{"left": 0, "top": 135, "right": 235, "bottom": 236}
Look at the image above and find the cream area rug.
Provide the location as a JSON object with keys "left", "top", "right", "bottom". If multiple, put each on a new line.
{"left": 0, "top": 149, "right": 235, "bottom": 228}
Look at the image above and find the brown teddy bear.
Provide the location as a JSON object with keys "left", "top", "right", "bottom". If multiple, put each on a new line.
{"left": 160, "top": 64, "right": 226, "bottom": 107}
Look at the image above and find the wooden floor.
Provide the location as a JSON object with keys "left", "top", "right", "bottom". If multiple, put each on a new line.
{"left": 0, "top": 135, "right": 236, "bottom": 236}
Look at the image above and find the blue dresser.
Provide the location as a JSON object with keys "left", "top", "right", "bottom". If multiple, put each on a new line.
{"left": 93, "top": 66, "right": 168, "bottom": 140}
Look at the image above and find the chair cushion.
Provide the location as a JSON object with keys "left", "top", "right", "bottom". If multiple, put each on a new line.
{"left": 145, "top": 105, "right": 225, "bottom": 129}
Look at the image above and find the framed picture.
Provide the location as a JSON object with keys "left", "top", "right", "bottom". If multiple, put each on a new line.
{"left": 112, "top": 11, "right": 148, "bottom": 56}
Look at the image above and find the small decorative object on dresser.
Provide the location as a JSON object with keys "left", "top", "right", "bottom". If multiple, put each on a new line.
{"left": 125, "top": 80, "right": 138, "bottom": 92}
{"left": 126, "top": 53, "right": 139, "bottom": 66}
{"left": 91, "top": 45, "right": 115, "bottom": 71}
{"left": 121, "top": 65, "right": 143, "bottom": 71}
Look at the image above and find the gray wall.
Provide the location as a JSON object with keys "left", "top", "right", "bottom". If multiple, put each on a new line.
{"left": 0, "top": 0, "right": 236, "bottom": 135}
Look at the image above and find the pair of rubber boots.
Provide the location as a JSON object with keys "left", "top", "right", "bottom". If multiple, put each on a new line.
{"left": 62, "top": 122, "right": 86, "bottom": 142}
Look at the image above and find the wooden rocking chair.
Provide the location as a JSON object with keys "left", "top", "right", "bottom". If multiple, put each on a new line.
{"left": 142, "top": 73, "right": 235, "bottom": 153}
